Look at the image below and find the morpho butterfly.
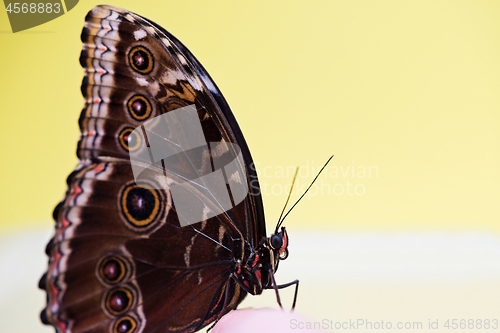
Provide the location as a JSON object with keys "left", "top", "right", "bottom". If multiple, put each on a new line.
{"left": 39, "top": 5, "right": 299, "bottom": 333}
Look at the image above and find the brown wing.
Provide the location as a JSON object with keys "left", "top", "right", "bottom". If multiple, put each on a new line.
{"left": 40, "top": 5, "right": 263, "bottom": 333}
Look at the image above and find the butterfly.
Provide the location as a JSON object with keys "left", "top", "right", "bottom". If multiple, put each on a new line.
{"left": 39, "top": 5, "right": 298, "bottom": 333}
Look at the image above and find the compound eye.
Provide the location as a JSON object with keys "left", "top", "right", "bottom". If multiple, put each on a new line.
{"left": 270, "top": 235, "right": 283, "bottom": 250}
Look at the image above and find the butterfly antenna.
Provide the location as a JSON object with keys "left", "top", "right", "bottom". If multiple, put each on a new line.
{"left": 277, "top": 155, "right": 334, "bottom": 230}
{"left": 275, "top": 167, "right": 300, "bottom": 234}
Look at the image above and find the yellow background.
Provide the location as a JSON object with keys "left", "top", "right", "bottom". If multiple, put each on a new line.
{"left": 0, "top": 0, "right": 499, "bottom": 234}
{"left": 0, "top": 3, "right": 499, "bottom": 333}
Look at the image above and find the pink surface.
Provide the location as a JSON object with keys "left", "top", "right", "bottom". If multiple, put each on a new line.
{"left": 212, "top": 308, "right": 329, "bottom": 333}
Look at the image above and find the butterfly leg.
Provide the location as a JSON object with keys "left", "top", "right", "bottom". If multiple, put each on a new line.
{"left": 277, "top": 279, "right": 299, "bottom": 310}
{"left": 268, "top": 268, "right": 283, "bottom": 309}
{"left": 268, "top": 268, "right": 299, "bottom": 310}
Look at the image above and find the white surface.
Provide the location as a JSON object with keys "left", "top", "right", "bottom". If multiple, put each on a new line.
{"left": 279, "top": 231, "right": 500, "bottom": 284}
{"left": 0, "top": 227, "right": 53, "bottom": 333}
{"left": 1, "top": 227, "right": 499, "bottom": 332}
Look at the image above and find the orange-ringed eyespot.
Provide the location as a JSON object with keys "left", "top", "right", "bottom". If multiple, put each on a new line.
{"left": 121, "top": 183, "right": 160, "bottom": 228}
{"left": 99, "top": 256, "right": 127, "bottom": 285}
{"left": 128, "top": 46, "right": 154, "bottom": 74}
{"left": 118, "top": 128, "right": 141, "bottom": 152}
{"left": 114, "top": 316, "right": 137, "bottom": 333}
{"left": 127, "top": 95, "right": 152, "bottom": 121}
{"left": 105, "top": 287, "right": 133, "bottom": 315}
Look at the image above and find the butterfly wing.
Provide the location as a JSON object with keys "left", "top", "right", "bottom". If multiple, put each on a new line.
{"left": 40, "top": 5, "right": 264, "bottom": 333}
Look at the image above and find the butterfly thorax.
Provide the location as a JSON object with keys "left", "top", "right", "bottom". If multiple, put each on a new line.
{"left": 232, "top": 227, "right": 289, "bottom": 295}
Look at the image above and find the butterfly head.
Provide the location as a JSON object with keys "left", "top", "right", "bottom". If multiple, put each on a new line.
{"left": 259, "top": 226, "right": 289, "bottom": 288}
{"left": 269, "top": 226, "right": 289, "bottom": 261}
